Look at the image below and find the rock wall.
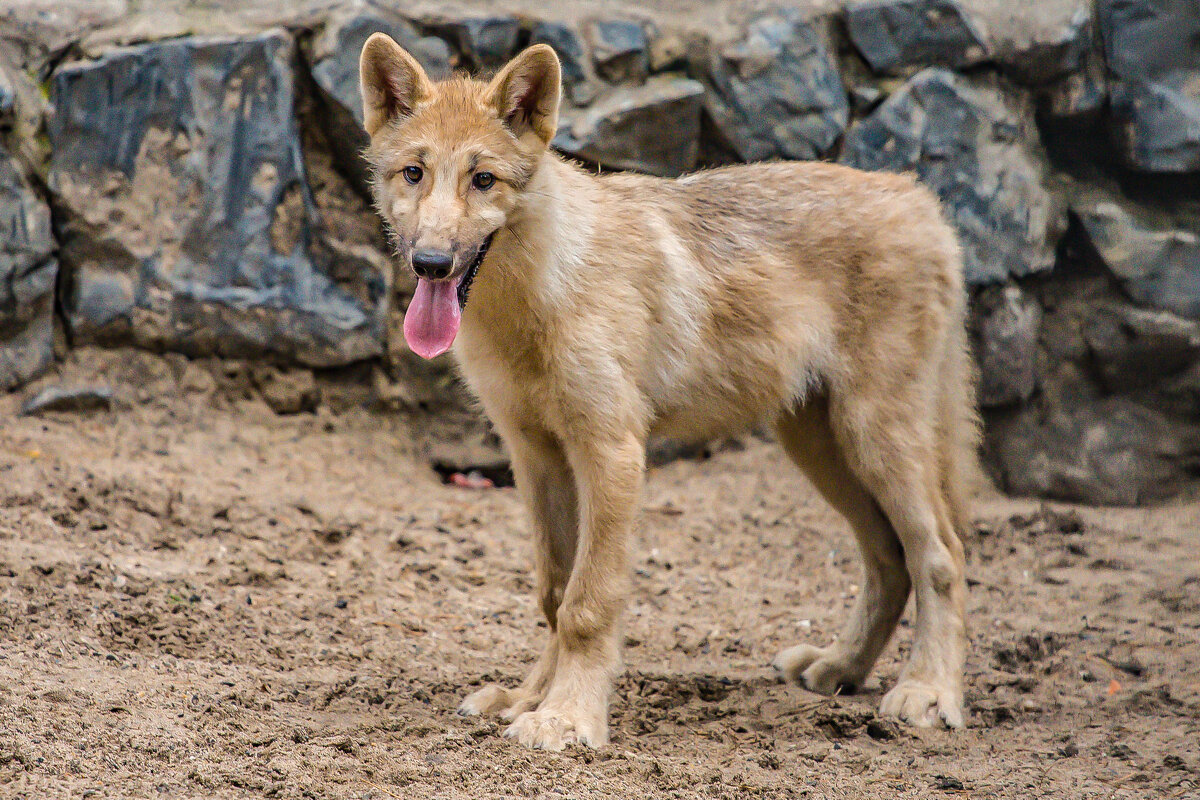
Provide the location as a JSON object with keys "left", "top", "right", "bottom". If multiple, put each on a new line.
{"left": 1, "top": 0, "right": 1199, "bottom": 505}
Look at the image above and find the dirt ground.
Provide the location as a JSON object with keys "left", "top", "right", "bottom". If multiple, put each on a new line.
{"left": 1, "top": 350, "right": 1197, "bottom": 800}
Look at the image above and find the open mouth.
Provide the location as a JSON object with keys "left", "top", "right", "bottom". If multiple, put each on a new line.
{"left": 402, "top": 231, "right": 497, "bottom": 360}
{"left": 456, "top": 230, "right": 494, "bottom": 309}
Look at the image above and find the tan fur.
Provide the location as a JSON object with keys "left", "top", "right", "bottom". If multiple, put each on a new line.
{"left": 361, "top": 36, "right": 982, "bottom": 750}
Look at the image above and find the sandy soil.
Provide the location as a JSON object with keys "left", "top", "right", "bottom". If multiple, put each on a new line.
{"left": 1, "top": 350, "right": 1198, "bottom": 800}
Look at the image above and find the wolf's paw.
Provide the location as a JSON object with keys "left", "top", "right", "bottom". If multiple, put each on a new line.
{"left": 504, "top": 703, "right": 608, "bottom": 751}
{"left": 880, "top": 678, "right": 964, "bottom": 729}
{"left": 773, "top": 645, "right": 865, "bottom": 695}
{"left": 458, "top": 684, "right": 540, "bottom": 720}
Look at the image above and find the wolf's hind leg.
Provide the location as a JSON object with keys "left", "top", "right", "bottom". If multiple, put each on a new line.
{"left": 772, "top": 396, "right": 911, "bottom": 695}
{"left": 832, "top": 386, "right": 968, "bottom": 729}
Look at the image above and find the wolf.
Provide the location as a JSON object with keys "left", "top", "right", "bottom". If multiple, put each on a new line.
{"left": 359, "top": 35, "right": 980, "bottom": 750}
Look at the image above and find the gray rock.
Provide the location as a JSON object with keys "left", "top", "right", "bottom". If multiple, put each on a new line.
{"left": 587, "top": 19, "right": 649, "bottom": 83}
{"left": 1082, "top": 302, "right": 1200, "bottom": 394}
{"left": 308, "top": 8, "right": 452, "bottom": 191}
{"left": 48, "top": 31, "right": 386, "bottom": 368}
{"left": 0, "top": 52, "right": 50, "bottom": 179}
{"left": 20, "top": 384, "right": 114, "bottom": 415}
{"left": 973, "top": 283, "right": 1042, "bottom": 407}
{"left": 1037, "top": 58, "right": 1107, "bottom": 119}
{"left": 994, "top": 7, "right": 1093, "bottom": 86}
{"left": 0, "top": 141, "right": 57, "bottom": 390}
{"left": 0, "top": 66, "right": 13, "bottom": 122}
{"left": 647, "top": 27, "right": 688, "bottom": 73}
{"left": 553, "top": 77, "right": 704, "bottom": 177}
{"left": 530, "top": 21, "right": 595, "bottom": 106}
{"left": 1160, "top": 360, "right": 1200, "bottom": 417}
{"left": 841, "top": 68, "right": 1066, "bottom": 284}
{"left": 844, "top": 0, "right": 989, "bottom": 75}
{"left": 698, "top": 9, "right": 848, "bottom": 162}
{"left": 1001, "top": 6, "right": 1107, "bottom": 120}
{"left": 430, "top": 15, "right": 520, "bottom": 70}
{"left": 850, "top": 83, "right": 885, "bottom": 115}
{"left": 1072, "top": 185, "right": 1200, "bottom": 319}
{"left": 991, "top": 396, "right": 1200, "bottom": 505}
{"left": 1098, "top": 0, "right": 1200, "bottom": 172}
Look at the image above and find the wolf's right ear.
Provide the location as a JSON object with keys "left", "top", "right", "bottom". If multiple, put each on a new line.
{"left": 487, "top": 44, "right": 562, "bottom": 147}
{"left": 359, "top": 33, "right": 433, "bottom": 136}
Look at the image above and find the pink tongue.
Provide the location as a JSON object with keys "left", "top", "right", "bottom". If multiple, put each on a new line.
{"left": 403, "top": 278, "right": 461, "bottom": 359}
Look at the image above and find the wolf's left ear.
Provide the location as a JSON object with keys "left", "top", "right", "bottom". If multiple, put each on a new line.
{"left": 487, "top": 44, "right": 561, "bottom": 147}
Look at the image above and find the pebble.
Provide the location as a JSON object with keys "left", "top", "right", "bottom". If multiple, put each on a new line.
{"left": 20, "top": 384, "right": 114, "bottom": 415}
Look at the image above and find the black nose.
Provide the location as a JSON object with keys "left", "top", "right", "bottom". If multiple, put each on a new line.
{"left": 412, "top": 249, "right": 453, "bottom": 280}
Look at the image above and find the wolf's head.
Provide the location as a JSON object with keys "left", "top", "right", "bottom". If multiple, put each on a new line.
{"left": 359, "top": 35, "right": 561, "bottom": 359}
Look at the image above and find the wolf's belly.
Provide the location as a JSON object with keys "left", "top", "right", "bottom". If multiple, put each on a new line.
{"left": 645, "top": 355, "right": 822, "bottom": 442}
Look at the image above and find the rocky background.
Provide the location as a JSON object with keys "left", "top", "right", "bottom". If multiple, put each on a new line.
{"left": 1, "top": 0, "right": 1198, "bottom": 506}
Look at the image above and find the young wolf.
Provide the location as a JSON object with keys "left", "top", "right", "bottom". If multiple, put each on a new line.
{"left": 360, "top": 36, "right": 980, "bottom": 750}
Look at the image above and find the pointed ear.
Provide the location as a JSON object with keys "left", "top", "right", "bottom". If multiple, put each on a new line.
{"left": 359, "top": 32, "right": 434, "bottom": 136}
{"left": 486, "top": 44, "right": 561, "bottom": 147}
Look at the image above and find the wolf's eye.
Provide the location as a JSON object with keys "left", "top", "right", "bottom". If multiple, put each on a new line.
{"left": 402, "top": 165, "right": 423, "bottom": 185}
{"left": 472, "top": 172, "right": 496, "bottom": 191}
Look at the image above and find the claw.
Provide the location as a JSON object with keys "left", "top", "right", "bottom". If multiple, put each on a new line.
{"left": 880, "top": 679, "right": 964, "bottom": 730}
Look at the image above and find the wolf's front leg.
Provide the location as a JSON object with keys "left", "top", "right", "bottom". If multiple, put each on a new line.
{"left": 460, "top": 428, "right": 577, "bottom": 721}
{"left": 505, "top": 431, "right": 642, "bottom": 750}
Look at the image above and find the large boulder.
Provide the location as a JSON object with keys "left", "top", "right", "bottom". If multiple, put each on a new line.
{"left": 553, "top": 77, "right": 705, "bottom": 177}
{"left": 48, "top": 31, "right": 386, "bottom": 367}
{"left": 841, "top": 68, "right": 1066, "bottom": 284}
{"left": 0, "top": 142, "right": 57, "bottom": 389}
{"left": 1081, "top": 302, "right": 1200, "bottom": 394}
{"left": 844, "top": 0, "right": 989, "bottom": 74}
{"left": 696, "top": 9, "right": 848, "bottom": 162}
{"left": 1098, "top": 0, "right": 1200, "bottom": 172}
{"left": 990, "top": 395, "right": 1200, "bottom": 505}
{"left": 1072, "top": 185, "right": 1200, "bottom": 319}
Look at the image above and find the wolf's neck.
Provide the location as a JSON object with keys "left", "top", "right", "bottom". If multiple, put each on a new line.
{"left": 469, "top": 153, "right": 594, "bottom": 324}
